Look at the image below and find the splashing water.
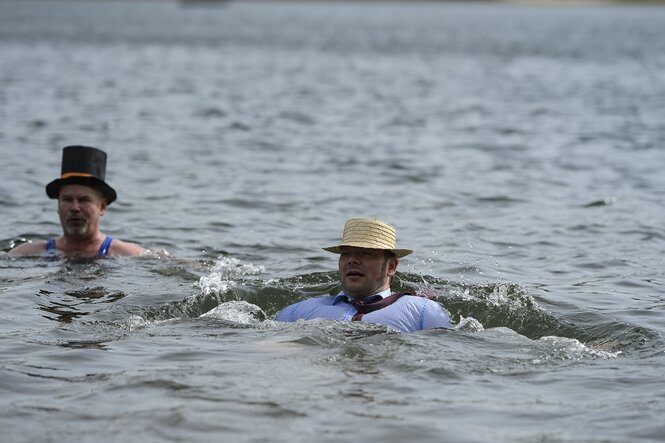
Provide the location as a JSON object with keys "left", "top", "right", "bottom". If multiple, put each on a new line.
{"left": 196, "top": 256, "right": 265, "bottom": 296}
{"left": 200, "top": 300, "right": 266, "bottom": 325}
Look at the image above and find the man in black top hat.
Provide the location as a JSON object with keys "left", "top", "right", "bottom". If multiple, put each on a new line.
{"left": 9, "top": 145, "right": 145, "bottom": 257}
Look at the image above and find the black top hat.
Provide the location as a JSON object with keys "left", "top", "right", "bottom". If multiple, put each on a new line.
{"left": 45, "top": 146, "right": 117, "bottom": 204}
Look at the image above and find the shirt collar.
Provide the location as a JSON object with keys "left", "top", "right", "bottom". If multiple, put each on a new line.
{"left": 332, "top": 287, "right": 392, "bottom": 305}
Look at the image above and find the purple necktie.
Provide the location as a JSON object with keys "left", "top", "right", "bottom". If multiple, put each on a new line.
{"left": 350, "top": 292, "right": 419, "bottom": 321}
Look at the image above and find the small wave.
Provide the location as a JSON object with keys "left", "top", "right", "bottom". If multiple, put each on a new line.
{"left": 193, "top": 106, "right": 227, "bottom": 118}
{"left": 114, "top": 315, "right": 179, "bottom": 331}
{"left": 476, "top": 195, "right": 525, "bottom": 204}
{"left": 65, "top": 287, "right": 126, "bottom": 302}
{"left": 454, "top": 315, "right": 484, "bottom": 333}
{"left": 117, "top": 314, "right": 153, "bottom": 330}
{"left": 583, "top": 197, "right": 618, "bottom": 207}
{"left": 199, "top": 300, "right": 266, "bottom": 325}
{"left": 426, "top": 279, "right": 558, "bottom": 338}
{"left": 197, "top": 278, "right": 235, "bottom": 297}
{"left": 398, "top": 273, "right": 660, "bottom": 353}
{"left": 278, "top": 110, "right": 316, "bottom": 125}
{"left": 534, "top": 336, "right": 621, "bottom": 361}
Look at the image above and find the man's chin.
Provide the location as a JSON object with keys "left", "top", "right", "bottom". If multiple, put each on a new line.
{"left": 63, "top": 226, "right": 89, "bottom": 238}
{"left": 341, "top": 283, "right": 366, "bottom": 298}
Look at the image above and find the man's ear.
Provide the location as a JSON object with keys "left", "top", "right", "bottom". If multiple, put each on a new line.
{"left": 387, "top": 257, "right": 398, "bottom": 277}
{"left": 100, "top": 200, "right": 107, "bottom": 215}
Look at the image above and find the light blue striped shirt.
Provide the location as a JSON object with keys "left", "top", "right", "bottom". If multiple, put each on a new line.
{"left": 275, "top": 288, "right": 453, "bottom": 332}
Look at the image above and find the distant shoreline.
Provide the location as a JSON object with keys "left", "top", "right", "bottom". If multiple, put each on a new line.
{"left": 229, "top": 0, "right": 665, "bottom": 3}
{"left": 212, "top": 0, "right": 665, "bottom": 4}
{"left": 39, "top": 0, "right": 665, "bottom": 5}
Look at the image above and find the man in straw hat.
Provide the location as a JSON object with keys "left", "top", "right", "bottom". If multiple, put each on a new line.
{"left": 9, "top": 145, "right": 145, "bottom": 258}
{"left": 276, "top": 217, "right": 452, "bottom": 332}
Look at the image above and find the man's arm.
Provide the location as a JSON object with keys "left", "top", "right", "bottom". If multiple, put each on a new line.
{"left": 421, "top": 299, "right": 454, "bottom": 330}
{"left": 275, "top": 301, "right": 299, "bottom": 322}
{"left": 7, "top": 241, "right": 47, "bottom": 257}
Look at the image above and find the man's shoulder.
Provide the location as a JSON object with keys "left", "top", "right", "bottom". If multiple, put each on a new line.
{"left": 276, "top": 294, "right": 343, "bottom": 322}
{"left": 392, "top": 294, "right": 446, "bottom": 313}
{"left": 108, "top": 239, "right": 147, "bottom": 257}
{"left": 376, "top": 294, "right": 452, "bottom": 331}
{"left": 8, "top": 240, "right": 47, "bottom": 257}
{"left": 284, "top": 295, "right": 338, "bottom": 313}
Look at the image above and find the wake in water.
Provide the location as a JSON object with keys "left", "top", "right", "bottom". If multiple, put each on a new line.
{"left": 2, "top": 252, "right": 657, "bottom": 361}
{"left": 146, "top": 255, "right": 659, "bottom": 360}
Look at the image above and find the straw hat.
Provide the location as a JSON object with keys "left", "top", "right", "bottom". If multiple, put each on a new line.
{"left": 46, "top": 145, "right": 117, "bottom": 204}
{"left": 323, "top": 218, "right": 413, "bottom": 258}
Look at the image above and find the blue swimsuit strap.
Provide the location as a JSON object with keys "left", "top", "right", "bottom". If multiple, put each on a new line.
{"left": 46, "top": 238, "right": 57, "bottom": 256}
{"left": 97, "top": 236, "right": 114, "bottom": 257}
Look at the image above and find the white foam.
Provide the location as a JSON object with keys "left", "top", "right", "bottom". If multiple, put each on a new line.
{"left": 120, "top": 314, "right": 152, "bottom": 330}
{"left": 200, "top": 300, "right": 265, "bottom": 325}
{"left": 196, "top": 277, "right": 234, "bottom": 296}
{"left": 196, "top": 256, "right": 265, "bottom": 295}
{"left": 538, "top": 335, "right": 621, "bottom": 360}
{"left": 455, "top": 315, "right": 485, "bottom": 332}
{"left": 116, "top": 315, "right": 178, "bottom": 330}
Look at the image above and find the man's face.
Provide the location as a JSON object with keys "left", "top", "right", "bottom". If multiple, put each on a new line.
{"left": 57, "top": 184, "right": 106, "bottom": 239}
{"left": 338, "top": 246, "right": 397, "bottom": 298}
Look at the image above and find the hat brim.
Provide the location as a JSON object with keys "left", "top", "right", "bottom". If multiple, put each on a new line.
{"left": 323, "top": 244, "right": 413, "bottom": 258}
{"left": 46, "top": 176, "right": 117, "bottom": 204}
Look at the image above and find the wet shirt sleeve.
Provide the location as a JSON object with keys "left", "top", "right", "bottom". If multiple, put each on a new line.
{"left": 275, "top": 296, "right": 353, "bottom": 322}
{"left": 275, "top": 302, "right": 297, "bottom": 322}
{"left": 419, "top": 299, "right": 453, "bottom": 330}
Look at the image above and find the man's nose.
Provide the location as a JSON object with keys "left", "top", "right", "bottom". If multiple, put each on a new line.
{"left": 345, "top": 253, "right": 361, "bottom": 264}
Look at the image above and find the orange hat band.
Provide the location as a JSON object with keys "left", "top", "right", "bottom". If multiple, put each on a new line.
{"left": 60, "top": 172, "right": 94, "bottom": 179}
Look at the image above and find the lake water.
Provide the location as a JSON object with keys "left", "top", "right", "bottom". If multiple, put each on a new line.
{"left": 1, "top": 0, "right": 664, "bottom": 441}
